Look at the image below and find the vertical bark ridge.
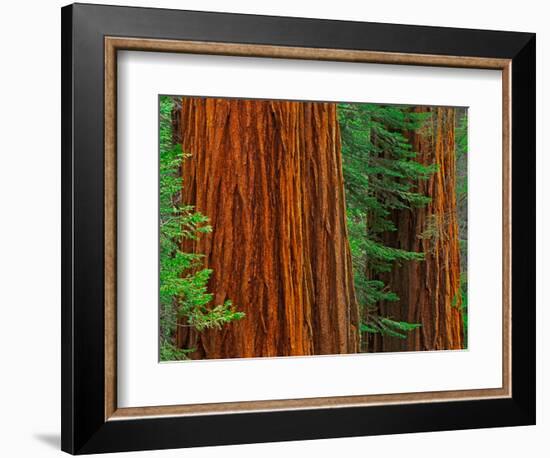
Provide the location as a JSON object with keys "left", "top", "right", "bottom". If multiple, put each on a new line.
{"left": 175, "top": 97, "right": 359, "bottom": 359}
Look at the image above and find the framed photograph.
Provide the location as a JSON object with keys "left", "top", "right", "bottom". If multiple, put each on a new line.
{"left": 61, "top": 3, "right": 536, "bottom": 454}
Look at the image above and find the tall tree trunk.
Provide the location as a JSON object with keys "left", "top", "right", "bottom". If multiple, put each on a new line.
{"left": 370, "top": 107, "right": 464, "bottom": 352}
{"left": 174, "top": 97, "right": 359, "bottom": 359}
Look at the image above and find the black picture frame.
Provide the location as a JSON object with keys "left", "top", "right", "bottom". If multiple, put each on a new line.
{"left": 61, "top": 3, "right": 536, "bottom": 454}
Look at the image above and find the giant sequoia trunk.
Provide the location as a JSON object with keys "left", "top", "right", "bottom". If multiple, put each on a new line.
{"left": 370, "top": 107, "right": 464, "bottom": 352}
{"left": 175, "top": 97, "right": 359, "bottom": 359}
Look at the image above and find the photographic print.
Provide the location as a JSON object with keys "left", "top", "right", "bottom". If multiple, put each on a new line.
{"left": 159, "top": 96, "right": 468, "bottom": 361}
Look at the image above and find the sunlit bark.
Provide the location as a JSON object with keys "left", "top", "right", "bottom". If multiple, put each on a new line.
{"left": 175, "top": 97, "right": 359, "bottom": 359}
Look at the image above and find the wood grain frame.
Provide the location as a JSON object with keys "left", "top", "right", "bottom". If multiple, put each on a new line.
{"left": 62, "top": 3, "right": 535, "bottom": 454}
{"left": 104, "top": 37, "right": 512, "bottom": 420}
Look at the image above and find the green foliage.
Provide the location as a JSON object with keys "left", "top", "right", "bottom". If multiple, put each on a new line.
{"left": 347, "top": 208, "right": 423, "bottom": 309}
{"left": 456, "top": 111, "right": 469, "bottom": 198}
{"left": 360, "top": 318, "right": 422, "bottom": 339}
{"left": 459, "top": 272, "right": 468, "bottom": 348}
{"left": 339, "top": 103, "right": 435, "bottom": 338}
{"left": 160, "top": 341, "right": 196, "bottom": 362}
{"left": 159, "top": 96, "right": 244, "bottom": 361}
{"left": 455, "top": 110, "right": 468, "bottom": 347}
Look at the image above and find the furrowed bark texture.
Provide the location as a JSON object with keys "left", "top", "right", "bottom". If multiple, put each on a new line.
{"left": 175, "top": 97, "right": 359, "bottom": 359}
{"left": 370, "top": 107, "right": 464, "bottom": 352}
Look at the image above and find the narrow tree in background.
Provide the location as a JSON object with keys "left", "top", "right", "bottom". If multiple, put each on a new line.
{"left": 370, "top": 107, "right": 464, "bottom": 351}
{"left": 175, "top": 97, "right": 359, "bottom": 359}
{"left": 455, "top": 109, "right": 469, "bottom": 343}
{"left": 339, "top": 104, "right": 436, "bottom": 349}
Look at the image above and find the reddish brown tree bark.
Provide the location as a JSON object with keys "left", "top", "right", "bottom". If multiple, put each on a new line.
{"left": 175, "top": 97, "right": 359, "bottom": 359}
{"left": 370, "top": 107, "right": 464, "bottom": 352}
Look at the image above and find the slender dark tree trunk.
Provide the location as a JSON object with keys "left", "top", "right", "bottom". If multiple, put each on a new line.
{"left": 174, "top": 97, "right": 359, "bottom": 359}
{"left": 370, "top": 107, "right": 464, "bottom": 352}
